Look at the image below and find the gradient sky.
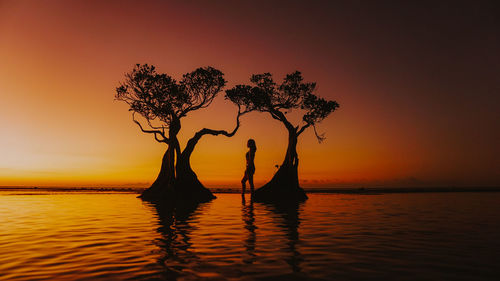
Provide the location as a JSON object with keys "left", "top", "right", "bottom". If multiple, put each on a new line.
{"left": 0, "top": 0, "right": 499, "bottom": 188}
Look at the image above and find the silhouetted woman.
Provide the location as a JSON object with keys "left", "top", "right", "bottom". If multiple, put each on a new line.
{"left": 242, "top": 139, "right": 256, "bottom": 195}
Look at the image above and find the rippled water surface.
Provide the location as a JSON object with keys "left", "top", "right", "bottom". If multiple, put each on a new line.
{"left": 0, "top": 191, "right": 499, "bottom": 280}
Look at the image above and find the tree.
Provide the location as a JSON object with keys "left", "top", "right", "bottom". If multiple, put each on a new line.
{"left": 226, "top": 71, "right": 339, "bottom": 202}
{"left": 116, "top": 64, "right": 249, "bottom": 203}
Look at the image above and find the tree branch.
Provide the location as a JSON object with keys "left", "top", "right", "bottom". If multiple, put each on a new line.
{"left": 181, "top": 105, "right": 247, "bottom": 159}
{"left": 196, "top": 105, "right": 246, "bottom": 138}
{"left": 268, "top": 109, "right": 295, "bottom": 132}
{"left": 297, "top": 123, "right": 311, "bottom": 136}
{"left": 312, "top": 124, "right": 326, "bottom": 143}
{"left": 132, "top": 113, "right": 169, "bottom": 143}
{"left": 146, "top": 119, "right": 166, "bottom": 135}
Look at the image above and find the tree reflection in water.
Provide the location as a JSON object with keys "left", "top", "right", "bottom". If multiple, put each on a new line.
{"left": 144, "top": 196, "right": 305, "bottom": 280}
{"left": 149, "top": 202, "right": 204, "bottom": 280}
{"left": 265, "top": 201, "right": 304, "bottom": 274}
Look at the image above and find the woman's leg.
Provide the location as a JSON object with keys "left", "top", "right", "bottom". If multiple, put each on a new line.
{"left": 241, "top": 172, "right": 248, "bottom": 194}
{"left": 248, "top": 172, "right": 254, "bottom": 195}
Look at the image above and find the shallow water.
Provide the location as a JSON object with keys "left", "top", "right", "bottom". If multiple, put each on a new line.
{"left": 0, "top": 191, "right": 499, "bottom": 280}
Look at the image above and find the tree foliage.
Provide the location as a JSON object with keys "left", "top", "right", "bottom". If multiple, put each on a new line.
{"left": 226, "top": 71, "right": 339, "bottom": 141}
{"left": 116, "top": 64, "right": 227, "bottom": 143}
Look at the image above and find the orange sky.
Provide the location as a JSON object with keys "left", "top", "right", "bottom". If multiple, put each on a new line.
{"left": 0, "top": 1, "right": 499, "bottom": 188}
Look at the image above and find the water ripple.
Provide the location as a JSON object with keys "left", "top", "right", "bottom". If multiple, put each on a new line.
{"left": 1, "top": 192, "right": 500, "bottom": 280}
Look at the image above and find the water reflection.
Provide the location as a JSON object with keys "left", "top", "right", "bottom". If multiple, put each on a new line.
{"left": 241, "top": 196, "right": 257, "bottom": 264}
{"left": 149, "top": 202, "right": 204, "bottom": 280}
{"left": 2, "top": 193, "right": 499, "bottom": 280}
{"left": 148, "top": 196, "right": 306, "bottom": 279}
{"left": 264, "top": 201, "right": 304, "bottom": 273}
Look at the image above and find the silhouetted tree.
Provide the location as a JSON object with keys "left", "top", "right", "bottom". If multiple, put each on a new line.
{"left": 116, "top": 64, "right": 249, "bottom": 203}
{"left": 226, "top": 71, "right": 339, "bottom": 202}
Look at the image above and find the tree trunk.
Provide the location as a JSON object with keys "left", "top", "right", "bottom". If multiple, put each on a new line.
{"left": 253, "top": 128, "right": 307, "bottom": 202}
{"left": 174, "top": 136, "right": 216, "bottom": 203}
{"left": 140, "top": 117, "right": 181, "bottom": 202}
{"left": 153, "top": 145, "right": 176, "bottom": 188}
{"left": 139, "top": 144, "right": 176, "bottom": 201}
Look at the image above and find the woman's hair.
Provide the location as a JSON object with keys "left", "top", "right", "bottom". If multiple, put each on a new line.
{"left": 247, "top": 139, "right": 257, "bottom": 151}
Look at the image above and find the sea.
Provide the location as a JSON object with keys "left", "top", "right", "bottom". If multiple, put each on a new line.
{"left": 0, "top": 189, "right": 499, "bottom": 280}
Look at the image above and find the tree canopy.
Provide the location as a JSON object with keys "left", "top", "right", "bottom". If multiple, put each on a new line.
{"left": 226, "top": 71, "right": 339, "bottom": 141}
{"left": 116, "top": 64, "right": 227, "bottom": 143}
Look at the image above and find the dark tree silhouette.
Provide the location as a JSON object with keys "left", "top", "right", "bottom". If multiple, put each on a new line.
{"left": 116, "top": 64, "right": 249, "bottom": 203}
{"left": 226, "top": 71, "right": 339, "bottom": 202}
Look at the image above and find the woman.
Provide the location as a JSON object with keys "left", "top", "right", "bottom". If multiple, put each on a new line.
{"left": 241, "top": 139, "right": 256, "bottom": 195}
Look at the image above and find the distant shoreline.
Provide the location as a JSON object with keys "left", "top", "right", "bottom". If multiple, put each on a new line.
{"left": 1, "top": 186, "right": 499, "bottom": 194}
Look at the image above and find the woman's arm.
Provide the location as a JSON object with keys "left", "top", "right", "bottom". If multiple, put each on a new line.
{"left": 249, "top": 150, "right": 256, "bottom": 164}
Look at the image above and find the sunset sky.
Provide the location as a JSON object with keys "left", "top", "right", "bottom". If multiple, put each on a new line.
{"left": 1, "top": 0, "right": 498, "bottom": 188}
